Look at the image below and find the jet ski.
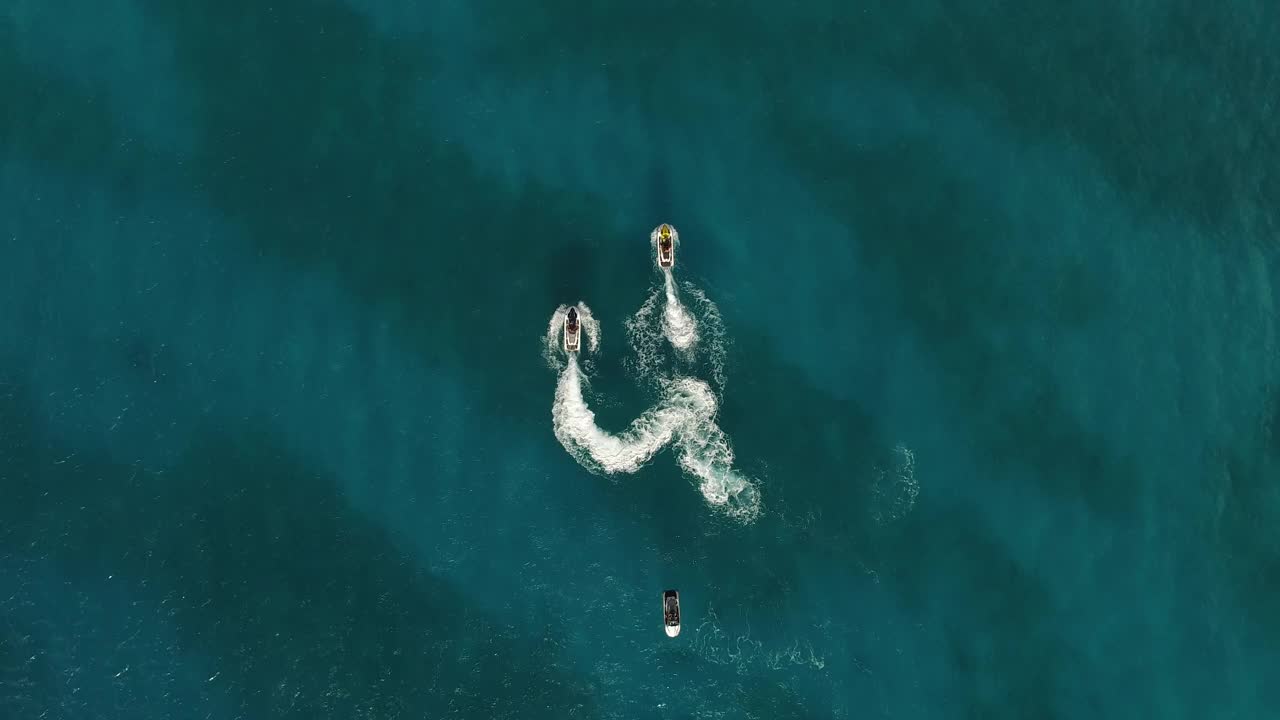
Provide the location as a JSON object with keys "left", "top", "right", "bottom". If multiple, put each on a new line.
{"left": 653, "top": 224, "right": 676, "bottom": 269}
{"left": 662, "top": 589, "right": 681, "bottom": 637}
{"left": 563, "top": 306, "right": 581, "bottom": 353}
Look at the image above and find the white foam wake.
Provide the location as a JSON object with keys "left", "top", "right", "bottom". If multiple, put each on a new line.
{"left": 690, "top": 607, "right": 827, "bottom": 674}
{"left": 579, "top": 302, "right": 601, "bottom": 353}
{"left": 677, "top": 280, "right": 728, "bottom": 389}
{"left": 551, "top": 355, "right": 760, "bottom": 522}
{"left": 547, "top": 228, "right": 755, "bottom": 521}
{"left": 662, "top": 269, "right": 698, "bottom": 351}
{"left": 871, "top": 443, "right": 918, "bottom": 525}
{"left": 623, "top": 290, "right": 664, "bottom": 384}
{"left": 625, "top": 274, "right": 728, "bottom": 392}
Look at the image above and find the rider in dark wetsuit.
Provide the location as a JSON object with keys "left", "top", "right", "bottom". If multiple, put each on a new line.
{"left": 567, "top": 308, "right": 579, "bottom": 331}
{"left": 664, "top": 596, "right": 679, "bottom": 625}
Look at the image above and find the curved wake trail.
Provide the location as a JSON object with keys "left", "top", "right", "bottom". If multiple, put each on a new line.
{"left": 553, "top": 357, "right": 690, "bottom": 473}
{"left": 552, "top": 355, "right": 760, "bottom": 522}
{"left": 548, "top": 230, "right": 756, "bottom": 522}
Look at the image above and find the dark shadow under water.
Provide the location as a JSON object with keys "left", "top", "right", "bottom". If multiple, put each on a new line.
{"left": 0, "top": 383, "right": 600, "bottom": 719}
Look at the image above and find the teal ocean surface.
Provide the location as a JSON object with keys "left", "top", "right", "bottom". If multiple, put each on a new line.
{"left": 3, "top": 2, "right": 1278, "bottom": 718}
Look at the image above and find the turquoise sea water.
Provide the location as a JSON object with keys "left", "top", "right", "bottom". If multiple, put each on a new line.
{"left": 3, "top": 1, "right": 1279, "bottom": 718}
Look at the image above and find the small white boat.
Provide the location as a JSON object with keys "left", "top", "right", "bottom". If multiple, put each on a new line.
{"left": 662, "top": 589, "right": 680, "bottom": 637}
{"left": 563, "top": 306, "right": 581, "bottom": 353}
{"left": 652, "top": 224, "right": 676, "bottom": 269}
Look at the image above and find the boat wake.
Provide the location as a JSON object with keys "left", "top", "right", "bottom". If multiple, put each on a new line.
{"left": 547, "top": 254, "right": 757, "bottom": 522}
{"left": 675, "top": 280, "right": 728, "bottom": 389}
{"left": 662, "top": 269, "right": 698, "bottom": 350}
{"left": 689, "top": 607, "right": 827, "bottom": 674}
{"left": 870, "top": 443, "right": 918, "bottom": 525}
{"left": 624, "top": 271, "right": 728, "bottom": 392}
{"left": 552, "top": 357, "right": 759, "bottom": 522}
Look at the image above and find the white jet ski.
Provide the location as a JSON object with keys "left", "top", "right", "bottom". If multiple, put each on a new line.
{"left": 662, "top": 589, "right": 681, "bottom": 637}
{"left": 652, "top": 223, "right": 676, "bottom": 269}
{"left": 563, "top": 306, "right": 581, "bottom": 353}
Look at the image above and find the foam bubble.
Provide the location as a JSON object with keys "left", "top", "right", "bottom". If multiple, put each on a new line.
{"left": 543, "top": 305, "right": 570, "bottom": 371}
{"left": 625, "top": 277, "right": 729, "bottom": 393}
{"left": 578, "top": 302, "right": 600, "bottom": 354}
{"left": 871, "top": 443, "right": 918, "bottom": 525}
{"left": 623, "top": 289, "right": 667, "bottom": 387}
{"left": 679, "top": 280, "right": 728, "bottom": 390}
{"left": 662, "top": 269, "right": 698, "bottom": 351}
{"left": 551, "top": 356, "right": 760, "bottom": 523}
{"left": 689, "top": 607, "right": 827, "bottom": 674}
{"left": 545, "top": 243, "right": 756, "bottom": 522}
